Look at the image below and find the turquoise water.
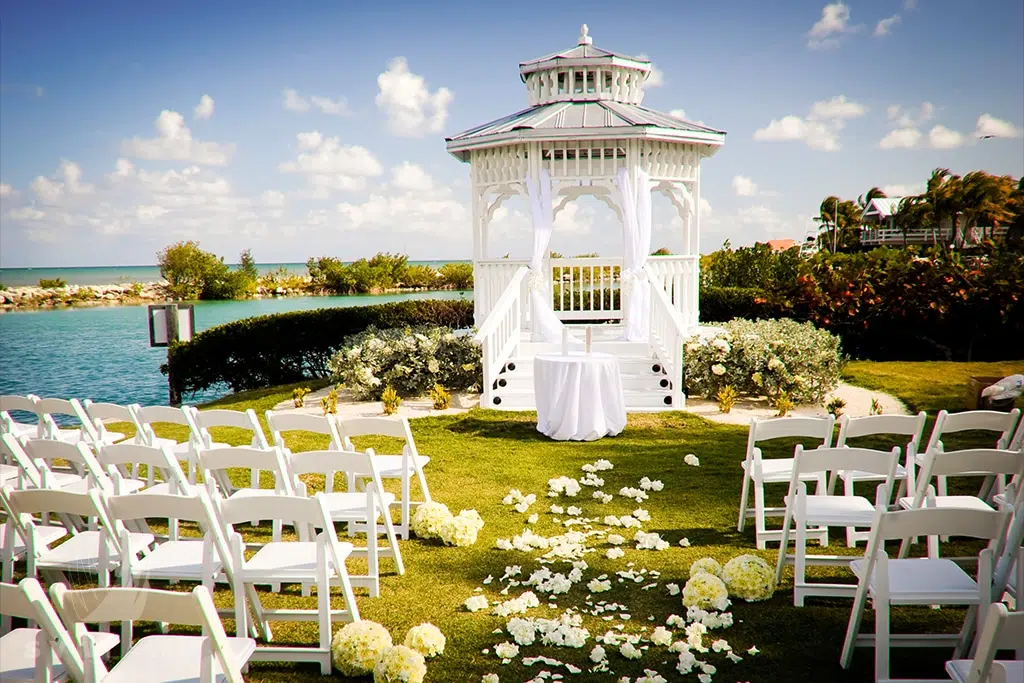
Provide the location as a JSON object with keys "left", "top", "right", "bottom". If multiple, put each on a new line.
{"left": 0, "top": 261, "right": 468, "bottom": 287}
{"left": 0, "top": 290, "right": 471, "bottom": 410}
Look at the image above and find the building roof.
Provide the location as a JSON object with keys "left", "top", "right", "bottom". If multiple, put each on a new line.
{"left": 861, "top": 197, "right": 905, "bottom": 219}
{"left": 765, "top": 239, "right": 798, "bottom": 252}
{"left": 446, "top": 100, "right": 726, "bottom": 157}
{"left": 518, "top": 24, "right": 651, "bottom": 80}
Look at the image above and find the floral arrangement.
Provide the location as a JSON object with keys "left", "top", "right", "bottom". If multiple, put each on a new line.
{"left": 373, "top": 644, "right": 427, "bottom": 683}
{"left": 410, "top": 502, "right": 452, "bottom": 539}
{"left": 329, "top": 325, "right": 481, "bottom": 400}
{"left": 439, "top": 509, "right": 485, "bottom": 547}
{"left": 688, "top": 557, "right": 723, "bottom": 578}
{"left": 682, "top": 573, "right": 730, "bottom": 611}
{"left": 684, "top": 318, "right": 843, "bottom": 404}
{"left": 404, "top": 623, "right": 445, "bottom": 658}
{"left": 331, "top": 621, "right": 393, "bottom": 676}
{"left": 722, "top": 554, "right": 776, "bottom": 602}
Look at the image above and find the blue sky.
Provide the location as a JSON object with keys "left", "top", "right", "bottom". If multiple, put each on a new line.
{"left": 1, "top": 0, "right": 1021, "bottom": 267}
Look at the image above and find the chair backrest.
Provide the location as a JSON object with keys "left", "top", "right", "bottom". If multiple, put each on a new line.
{"left": 135, "top": 405, "right": 202, "bottom": 446}
{"left": 265, "top": 411, "right": 343, "bottom": 450}
{"left": 82, "top": 400, "right": 143, "bottom": 441}
{"left": 964, "top": 602, "right": 1024, "bottom": 683}
{"left": 24, "top": 438, "right": 110, "bottom": 490}
{"left": 0, "top": 394, "right": 40, "bottom": 436}
{"left": 97, "top": 442, "right": 190, "bottom": 494}
{"left": 0, "top": 432, "right": 45, "bottom": 487}
{"left": 792, "top": 445, "right": 901, "bottom": 481}
{"left": 837, "top": 412, "right": 927, "bottom": 450}
{"left": 5, "top": 486, "right": 123, "bottom": 557}
{"left": 51, "top": 583, "right": 244, "bottom": 683}
{"left": 746, "top": 415, "right": 835, "bottom": 460}
{"left": 1009, "top": 417, "right": 1024, "bottom": 452}
{"left": 872, "top": 505, "right": 1011, "bottom": 547}
{"left": 198, "top": 446, "right": 293, "bottom": 495}
{"left": 14, "top": 577, "right": 88, "bottom": 682}
{"left": 35, "top": 397, "right": 99, "bottom": 443}
{"left": 338, "top": 416, "right": 415, "bottom": 451}
{"left": 287, "top": 447, "right": 386, "bottom": 496}
{"left": 910, "top": 448, "right": 1024, "bottom": 507}
{"left": 927, "top": 409, "right": 1021, "bottom": 452}
{"left": 192, "top": 408, "right": 269, "bottom": 449}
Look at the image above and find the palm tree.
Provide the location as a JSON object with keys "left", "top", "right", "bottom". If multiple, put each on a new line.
{"left": 960, "top": 172, "right": 1015, "bottom": 242}
{"left": 857, "top": 187, "right": 887, "bottom": 210}
{"left": 925, "top": 168, "right": 964, "bottom": 246}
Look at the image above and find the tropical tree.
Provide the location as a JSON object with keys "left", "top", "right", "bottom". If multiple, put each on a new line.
{"left": 816, "top": 196, "right": 862, "bottom": 252}
{"left": 960, "top": 171, "right": 1015, "bottom": 241}
{"left": 925, "top": 168, "right": 964, "bottom": 246}
{"left": 857, "top": 187, "right": 887, "bottom": 209}
{"left": 891, "top": 196, "right": 933, "bottom": 247}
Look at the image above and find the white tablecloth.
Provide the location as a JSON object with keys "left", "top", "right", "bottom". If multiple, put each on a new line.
{"left": 534, "top": 352, "right": 627, "bottom": 441}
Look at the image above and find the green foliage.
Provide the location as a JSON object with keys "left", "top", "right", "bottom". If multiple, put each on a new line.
{"left": 157, "top": 241, "right": 251, "bottom": 300}
{"left": 826, "top": 396, "right": 847, "bottom": 417}
{"left": 164, "top": 299, "right": 475, "bottom": 397}
{"left": 38, "top": 278, "right": 67, "bottom": 289}
{"left": 700, "top": 241, "right": 801, "bottom": 290}
{"left": 438, "top": 262, "right": 474, "bottom": 290}
{"left": 292, "top": 386, "right": 311, "bottom": 408}
{"left": 685, "top": 318, "right": 844, "bottom": 404}
{"left": 328, "top": 325, "right": 481, "bottom": 400}
{"left": 716, "top": 385, "right": 738, "bottom": 414}
{"left": 381, "top": 385, "right": 401, "bottom": 415}
{"left": 320, "top": 388, "right": 338, "bottom": 415}
{"left": 403, "top": 264, "right": 440, "bottom": 288}
{"left": 258, "top": 266, "right": 309, "bottom": 292}
{"left": 238, "top": 249, "right": 259, "bottom": 283}
{"left": 773, "top": 391, "right": 795, "bottom": 417}
{"left": 869, "top": 397, "right": 883, "bottom": 415}
{"left": 430, "top": 383, "right": 451, "bottom": 410}
{"left": 651, "top": 247, "right": 673, "bottom": 256}
{"left": 699, "top": 286, "right": 779, "bottom": 322}
{"left": 306, "top": 253, "right": 410, "bottom": 294}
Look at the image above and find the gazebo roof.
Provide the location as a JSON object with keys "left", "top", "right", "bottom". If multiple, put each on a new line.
{"left": 447, "top": 101, "right": 725, "bottom": 159}
{"left": 518, "top": 27, "right": 651, "bottom": 80}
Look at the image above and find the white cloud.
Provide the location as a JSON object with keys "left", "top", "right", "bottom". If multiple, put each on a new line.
{"left": 808, "top": 2, "right": 858, "bottom": 49}
{"left": 0, "top": 183, "right": 15, "bottom": 197}
{"left": 336, "top": 172, "right": 468, "bottom": 235}
{"left": 391, "top": 162, "right": 434, "bottom": 192}
{"left": 669, "top": 109, "right": 686, "bottom": 120}
{"left": 928, "top": 124, "right": 965, "bottom": 149}
{"left": 975, "top": 113, "right": 1019, "bottom": 139}
{"left": 882, "top": 183, "right": 924, "bottom": 197}
{"left": 732, "top": 175, "right": 759, "bottom": 196}
{"left": 888, "top": 101, "right": 935, "bottom": 128}
{"left": 121, "top": 110, "right": 234, "bottom": 165}
{"left": 636, "top": 54, "right": 664, "bottom": 88}
{"left": 375, "top": 57, "right": 453, "bottom": 137}
{"left": 10, "top": 206, "right": 46, "bottom": 221}
{"left": 282, "top": 89, "right": 350, "bottom": 116}
{"left": 737, "top": 205, "right": 784, "bottom": 227}
{"left": 699, "top": 197, "right": 712, "bottom": 217}
{"left": 194, "top": 94, "right": 215, "bottom": 120}
{"left": 808, "top": 95, "right": 867, "bottom": 121}
{"left": 30, "top": 160, "right": 95, "bottom": 203}
{"left": 754, "top": 115, "right": 839, "bottom": 151}
{"left": 879, "top": 127, "right": 922, "bottom": 149}
{"left": 261, "top": 190, "right": 286, "bottom": 207}
{"left": 904, "top": 0, "right": 917, "bottom": 9}
{"left": 279, "top": 131, "right": 383, "bottom": 193}
{"left": 874, "top": 15, "right": 901, "bottom": 36}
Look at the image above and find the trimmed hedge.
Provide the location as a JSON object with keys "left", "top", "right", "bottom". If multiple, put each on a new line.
{"left": 699, "top": 287, "right": 780, "bottom": 323}
{"left": 164, "top": 299, "right": 474, "bottom": 397}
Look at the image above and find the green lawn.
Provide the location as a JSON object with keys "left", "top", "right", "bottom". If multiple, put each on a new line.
{"left": 63, "top": 362, "right": 1024, "bottom": 681}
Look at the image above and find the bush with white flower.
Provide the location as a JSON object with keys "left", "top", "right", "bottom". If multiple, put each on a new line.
{"left": 410, "top": 501, "right": 452, "bottom": 540}
{"left": 329, "top": 325, "right": 481, "bottom": 400}
{"left": 404, "top": 623, "right": 445, "bottom": 658}
{"left": 688, "top": 557, "right": 723, "bottom": 578}
{"left": 684, "top": 318, "right": 842, "bottom": 404}
{"left": 439, "top": 509, "right": 485, "bottom": 547}
{"left": 722, "top": 554, "right": 776, "bottom": 602}
{"left": 331, "top": 621, "right": 393, "bottom": 676}
{"left": 682, "top": 573, "right": 730, "bottom": 611}
{"left": 373, "top": 644, "right": 427, "bottom": 683}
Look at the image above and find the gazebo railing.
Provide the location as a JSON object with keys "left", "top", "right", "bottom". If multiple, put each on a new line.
{"left": 647, "top": 255, "right": 700, "bottom": 334}
{"left": 475, "top": 259, "right": 529, "bottom": 325}
{"left": 474, "top": 266, "right": 529, "bottom": 408}
{"left": 551, "top": 256, "right": 623, "bottom": 321}
{"left": 644, "top": 262, "right": 687, "bottom": 409}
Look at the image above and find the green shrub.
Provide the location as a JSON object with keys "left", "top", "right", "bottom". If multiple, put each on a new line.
{"left": 826, "top": 396, "right": 847, "bottom": 417}
{"left": 438, "top": 263, "right": 474, "bottom": 290}
{"left": 381, "top": 386, "right": 401, "bottom": 415}
{"left": 773, "top": 391, "right": 795, "bottom": 417}
{"left": 321, "top": 388, "right": 338, "bottom": 415}
{"left": 430, "top": 383, "right": 451, "bottom": 410}
{"left": 403, "top": 264, "right": 440, "bottom": 288}
{"left": 259, "top": 267, "right": 309, "bottom": 292}
{"left": 685, "top": 318, "right": 843, "bottom": 404}
{"left": 157, "top": 241, "right": 253, "bottom": 300}
{"left": 306, "top": 253, "right": 411, "bottom": 294}
{"left": 39, "top": 278, "right": 67, "bottom": 289}
{"left": 329, "top": 325, "right": 481, "bottom": 400}
{"left": 292, "top": 387, "right": 311, "bottom": 407}
{"left": 716, "top": 385, "right": 738, "bottom": 414}
{"left": 164, "top": 299, "right": 474, "bottom": 397}
{"left": 699, "top": 286, "right": 780, "bottom": 322}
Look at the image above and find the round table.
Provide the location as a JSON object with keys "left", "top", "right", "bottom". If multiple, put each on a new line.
{"left": 533, "top": 352, "right": 627, "bottom": 441}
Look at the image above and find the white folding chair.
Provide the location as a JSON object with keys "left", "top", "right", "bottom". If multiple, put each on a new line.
{"left": 737, "top": 415, "right": 836, "bottom": 549}
{"left": 192, "top": 408, "right": 271, "bottom": 493}
{"left": 1, "top": 486, "right": 154, "bottom": 589}
{"left": 775, "top": 445, "right": 901, "bottom": 606}
{"left": 338, "top": 416, "right": 432, "bottom": 540}
{"left": 840, "top": 505, "right": 1012, "bottom": 682}
{"left": 81, "top": 400, "right": 145, "bottom": 446}
{"left": 264, "top": 411, "right": 344, "bottom": 456}
{"left": 2, "top": 434, "right": 91, "bottom": 493}
{"left": 34, "top": 398, "right": 100, "bottom": 447}
{"left": 828, "top": 413, "right": 927, "bottom": 546}
{"left": 214, "top": 492, "right": 360, "bottom": 674}
{"left": 199, "top": 445, "right": 295, "bottom": 530}
{"left": 49, "top": 583, "right": 254, "bottom": 683}
{"left": 898, "top": 448, "right": 1024, "bottom": 558}
{"left": 23, "top": 440, "right": 122, "bottom": 495}
{"left": 0, "top": 394, "right": 41, "bottom": 440}
{"left": 134, "top": 406, "right": 203, "bottom": 484}
{"left": 923, "top": 409, "right": 1021, "bottom": 499}
{"left": 946, "top": 601, "right": 1024, "bottom": 683}
{"left": 288, "top": 448, "right": 405, "bottom": 597}
{"left": 95, "top": 442, "right": 193, "bottom": 497}
{"left": 1, "top": 577, "right": 119, "bottom": 683}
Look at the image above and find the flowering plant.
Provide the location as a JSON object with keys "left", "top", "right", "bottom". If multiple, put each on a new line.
{"left": 682, "top": 573, "right": 730, "bottom": 611}
{"left": 439, "top": 510, "right": 485, "bottom": 547}
{"left": 331, "top": 621, "right": 393, "bottom": 676}
{"left": 688, "top": 557, "right": 723, "bottom": 578}
{"left": 410, "top": 501, "right": 452, "bottom": 540}
{"left": 373, "top": 644, "right": 427, "bottom": 683}
{"left": 722, "top": 554, "right": 776, "bottom": 602}
{"left": 404, "top": 623, "right": 445, "bottom": 658}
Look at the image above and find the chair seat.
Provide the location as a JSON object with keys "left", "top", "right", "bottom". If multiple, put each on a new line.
{"left": 372, "top": 454, "right": 430, "bottom": 478}
{"left": 897, "top": 496, "right": 995, "bottom": 512}
{"left": 0, "top": 628, "right": 119, "bottom": 683}
{"left": 850, "top": 558, "right": 980, "bottom": 604}
{"left": 946, "top": 659, "right": 1024, "bottom": 683}
{"left": 742, "top": 458, "right": 824, "bottom": 483}
{"left": 151, "top": 437, "right": 194, "bottom": 457}
{"left": 836, "top": 464, "right": 908, "bottom": 482}
{"left": 1, "top": 523, "right": 68, "bottom": 558}
{"left": 4, "top": 423, "right": 39, "bottom": 440}
{"left": 228, "top": 488, "right": 279, "bottom": 501}
{"left": 0, "top": 463, "right": 19, "bottom": 483}
{"left": 36, "top": 531, "right": 154, "bottom": 572}
{"left": 130, "top": 540, "right": 222, "bottom": 580}
{"left": 784, "top": 494, "right": 877, "bottom": 526}
{"left": 49, "top": 471, "right": 90, "bottom": 490}
{"left": 241, "top": 541, "right": 352, "bottom": 581}
{"left": 102, "top": 634, "right": 256, "bottom": 683}
{"left": 50, "top": 429, "right": 86, "bottom": 445}
{"left": 138, "top": 481, "right": 202, "bottom": 496}
{"left": 322, "top": 491, "right": 396, "bottom": 521}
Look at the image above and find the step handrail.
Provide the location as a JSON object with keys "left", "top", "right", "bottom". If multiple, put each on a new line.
{"left": 473, "top": 266, "right": 528, "bottom": 343}
{"left": 644, "top": 262, "right": 687, "bottom": 409}
{"left": 474, "top": 266, "right": 529, "bottom": 408}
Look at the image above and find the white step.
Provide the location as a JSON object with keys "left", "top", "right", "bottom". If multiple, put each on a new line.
{"left": 487, "top": 389, "right": 676, "bottom": 412}
{"left": 499, "top": 357, "right": 669, "bottom": 377}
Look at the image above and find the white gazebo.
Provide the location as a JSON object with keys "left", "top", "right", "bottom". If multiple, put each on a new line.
{"left": 445, "top": 25, "right": 725, "bottom": 411}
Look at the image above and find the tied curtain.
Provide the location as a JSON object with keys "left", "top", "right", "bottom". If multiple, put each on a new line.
{"left": 617, "top": 168, "right": 652, "bottom": 342}
{"left": 526, "top": 169, "right": 568, "bottom": 342}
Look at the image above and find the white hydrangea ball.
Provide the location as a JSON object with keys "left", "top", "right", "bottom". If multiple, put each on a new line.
{"left": 688, "top": 557, "right": 723, "bottom": 578}
{"left": 331, "top": 621, "right": 393, "bottom": 676}
{"left": 682, "top": 573, "right": 730, "bottom": 611}
{"left": 439, "top": 509, "right": 485, "bottom": 547}
{"left": 404, "top": 622, "right": 446, "bottom": 658}
{"left": 722, "top": 554, "right": 776, "bottom": 602}
{"left": 373, "top": 644, "right": 427, "bottom": 683}
{"left": 411, "top": 501, "right": 453, "bottom": 539}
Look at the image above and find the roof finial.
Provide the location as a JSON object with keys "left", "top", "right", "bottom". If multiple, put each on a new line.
{"left": 578, "top": 24, "right": 592, "bottom": 46}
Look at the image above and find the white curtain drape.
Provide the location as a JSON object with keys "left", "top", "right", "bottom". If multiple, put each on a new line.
{"left": 617, "top": 168, "right": 652, "bottom": 342}
{"left": 526, "top": 169, "right": 567, "bottom": 342}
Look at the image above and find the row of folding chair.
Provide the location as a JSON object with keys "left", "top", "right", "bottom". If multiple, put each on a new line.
{"left": 1, "top": 577, "right": 252, "bottom": 682}
{"left": 737, "top": 408, "right": 1023, "bottom": 550}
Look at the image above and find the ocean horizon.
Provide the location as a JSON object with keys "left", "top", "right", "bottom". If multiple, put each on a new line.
{"left": 0, "top": 260, "right": 470, "bottom": 287}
